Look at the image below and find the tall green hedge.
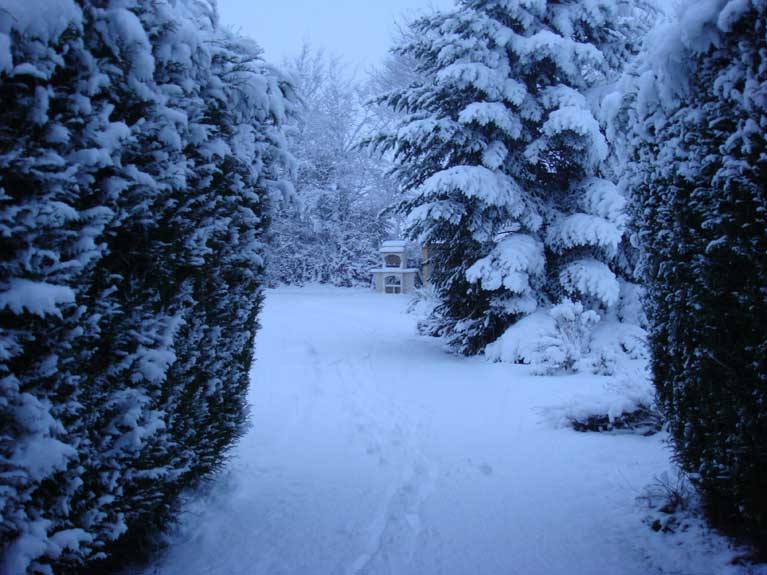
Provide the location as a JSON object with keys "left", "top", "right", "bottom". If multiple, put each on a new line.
{"left": 0, "top": 1, "right": 293, "bottom": 572}
{"left": 630, "top": 0, "right": 767, "bottom": 551}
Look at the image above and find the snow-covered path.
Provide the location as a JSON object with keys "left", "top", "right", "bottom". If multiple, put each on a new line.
{"left": 142, "top": 287, "right": 724, "bottom": 575}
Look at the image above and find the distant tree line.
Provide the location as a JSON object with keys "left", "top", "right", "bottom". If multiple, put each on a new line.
{"left": 267, "top": 46, "right": 398, "bottom": 288}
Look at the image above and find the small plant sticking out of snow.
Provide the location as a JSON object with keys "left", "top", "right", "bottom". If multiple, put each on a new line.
{"left": 636, "top": 470, "right": 767, "bottom": 567}
{"left": 639, "top": 471, "right": 696, "bottom": 534}
{"left": 544, "top": 300, "right": 601, "bottom": 374}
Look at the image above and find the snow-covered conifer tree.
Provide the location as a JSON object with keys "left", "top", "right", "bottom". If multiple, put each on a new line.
{"left": 627, "top": 0, "right": 767, "bottom": 551}
{"left": 0, "top": 1, "right": 293, "bottom": 572}
{"left": 373, "top": 0, "right": 651, "bottom": 357}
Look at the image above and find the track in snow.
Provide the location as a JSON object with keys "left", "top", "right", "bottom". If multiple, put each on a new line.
{"left": 140, "top": 286, "right": 732, "bottom": 575}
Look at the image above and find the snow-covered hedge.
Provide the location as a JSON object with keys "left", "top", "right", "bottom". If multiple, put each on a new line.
{"left": 625, "top": 0, "right": 767, "bottom": 551}
{"left": 0, "top": 1, "right": 293, "bottom": 572}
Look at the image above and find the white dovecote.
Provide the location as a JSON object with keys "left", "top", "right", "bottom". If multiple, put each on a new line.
{"left": 370, "top": 240, "right": 419, "bottom": 294}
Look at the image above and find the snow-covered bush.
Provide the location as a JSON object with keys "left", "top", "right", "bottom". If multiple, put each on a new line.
{"left": 546, "top": 300, "right": 601, "bottom": 374}
{"left": 486, "top": 288, "right": 650, "bottom": 377}
{"left": 626, "top": 0, "right": 767, "bottom": 552}
{"left": 0, "top": 1, "right": 293, "bottom": 572}
{"left": 371, "top": 0, "right": 655, "bottom": 356}
{"left": 486, "top": 300, "right": 598, "bottom": 375}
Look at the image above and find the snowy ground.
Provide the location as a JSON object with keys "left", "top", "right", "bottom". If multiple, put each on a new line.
{"left": 140, "top": 287, "right": 757, "bottom": 575}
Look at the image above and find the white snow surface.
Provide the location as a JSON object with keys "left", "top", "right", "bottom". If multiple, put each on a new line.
{"left": 465, "top": 233, "right": 544, "bottom": 293}
{"left": 141, "top": 287, "right": 757, "bottom": 575}
{"left": 0, "top": 278, "right": 75, "bottom": 318}
{"left": 560, "top": 258, "right": 621, "bottom": 307}
{"left": 0, "top": 0, "right": 81, "bottom": 42}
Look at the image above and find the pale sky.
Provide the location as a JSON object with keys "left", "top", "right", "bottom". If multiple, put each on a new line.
{"left": 217, "top": 0, "right": 454, "bottom": 66}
